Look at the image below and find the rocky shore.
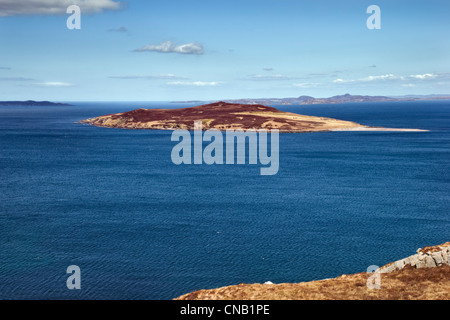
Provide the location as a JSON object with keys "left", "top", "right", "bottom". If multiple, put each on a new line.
{"left": 175, "top": 242, "right": 450, "bottom": 300}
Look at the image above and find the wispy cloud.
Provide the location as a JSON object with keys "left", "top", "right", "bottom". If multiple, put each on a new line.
{"left": 293, "top": 82, "right": 321, "bottom": 88}
{"left": 0, "top": 0, "right": 122, "bottom": 17}
{"left": 245, "top": 74, "right": 299, "bottom": 81}
{"left": 134, "top": 41, "right": 204, "bottom": 55}
{"left": 0, "top": 67, "right": 11, "bottom": 70}
{"left": 262, "top": 68, "right": 273, "bottom": 72}
{"left": 0, "top": 76, "right": 77, "bottom": 87}
{"left": 35, "top": 81, "right": 75, "bottom": 87}
{"left": 333, "top": 74, "right": 401, "bottom": 83}
{"left": 109, "top": 74, "right": 187, "bottom": 80}
{"left": 166, "top": 81, "right": 221, "bottom": 87}
{"left": 333, "top": 73, "right": 442, "bottom": 84}
{"left": 0, "top": 76, "right": 34, "bottom": 81}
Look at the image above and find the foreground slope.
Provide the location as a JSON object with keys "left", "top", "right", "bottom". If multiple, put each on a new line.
{"left": 175, "top": 242, "right": 450, "bottom": 300}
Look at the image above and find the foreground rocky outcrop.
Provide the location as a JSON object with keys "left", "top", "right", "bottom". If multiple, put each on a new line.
{"left": 81, "top": 102, "right": 427, "bottom": 132}
{"left": 175, "top": 242, "right": 450, "bottom": 300}
{"left": 380, "top": 242, "right": 450, "bottom": 273}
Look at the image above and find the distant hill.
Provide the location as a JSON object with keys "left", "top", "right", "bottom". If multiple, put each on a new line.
{"left": 173, "top": 94, "right": 450, "bottom": 106}
{"left": 223, "top": 93, "right": 450, "bottom": 105}
{"left": 0, "top": 100, "right": 72, "bottom": 106}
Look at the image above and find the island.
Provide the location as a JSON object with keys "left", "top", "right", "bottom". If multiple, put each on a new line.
{"left": 80, "top": 101, "right": 427, "bottom": 132}
{"left": 0, "top": 100, "right": 72, "bottom": 106}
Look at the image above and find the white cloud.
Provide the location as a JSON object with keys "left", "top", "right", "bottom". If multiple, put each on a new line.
{"left": 402, "top": 84, "right": 416, "bottom": 88}
{"left": 333, "top": 73, "right": 444, "bottom": 84}
{"left": 0, "top": 0, "right": 122, "bottom": 17}
{"left": 409, "top": 73, "right": 437, "bottom": 80}
{"left": 334, "top": 74, "right": 402, "bottom": 83}
{"left": 35, "top": 81, "right": 75, "bottom": 87}
{"left": 362, "top": 74, "right": 401, "bottom": 81}
{"left": 134, "top": 41, "right": 204, "bottom": 55}
{"left": 166, "top": 81, "right": 221, "bottom": 87}
{"left": 333, "top": 74, "right": 403, "bottom": 83}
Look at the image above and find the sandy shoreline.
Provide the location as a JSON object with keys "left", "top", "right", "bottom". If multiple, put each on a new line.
{"left": 331, "top": 126, "right": 429, "bottom": 132}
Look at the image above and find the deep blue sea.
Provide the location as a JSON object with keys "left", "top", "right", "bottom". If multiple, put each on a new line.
{"left": 0, "top": 100, "right": 449, "bottom": 300}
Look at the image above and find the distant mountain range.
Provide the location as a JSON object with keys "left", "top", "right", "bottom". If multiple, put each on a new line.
{"left": 223, "top": 93, "right": 450, "bottom": 105}
{"left": 174, "top": 94, "right": 450, "bottom": 106}
{"left": 0, "top": 100, "right": 72, "bottom": 106}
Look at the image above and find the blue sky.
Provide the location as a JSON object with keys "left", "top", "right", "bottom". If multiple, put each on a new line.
{"left": 0, "top": 0, "right": 449, "bottom": 101}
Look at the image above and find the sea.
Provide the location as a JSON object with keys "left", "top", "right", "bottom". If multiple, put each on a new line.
{"left": 0, "top": 100, "right": 449, "bottom": 300}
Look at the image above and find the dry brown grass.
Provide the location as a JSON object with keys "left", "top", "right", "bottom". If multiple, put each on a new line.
{"left": 418, "top": 242, "right": 450, "bottom": 254}
{"left": 175, "top": 265, "right": 450, "bottom": 300}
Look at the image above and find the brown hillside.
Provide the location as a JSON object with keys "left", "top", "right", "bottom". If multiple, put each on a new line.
{"left": 175, "top": 242, "right": 450, "bottom": 300}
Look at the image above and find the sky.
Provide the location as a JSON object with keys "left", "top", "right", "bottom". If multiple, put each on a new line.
{"left": 0, "top": 0, "right": 449, "bottom": 101}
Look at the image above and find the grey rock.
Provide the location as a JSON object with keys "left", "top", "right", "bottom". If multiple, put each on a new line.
{"left": 431, "top": 252, "right": 443, "bottom": 265}
{"left": 424, "top": 256, "right": 437, "bottom": 268}
{"left": 377, "top": 244, "right": 450, "bottom": 273}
